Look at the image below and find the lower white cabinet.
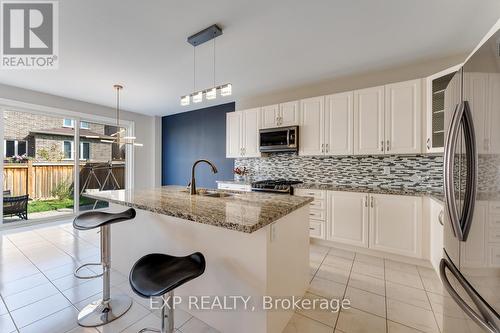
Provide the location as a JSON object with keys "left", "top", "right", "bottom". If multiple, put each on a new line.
{"left": 298, "top": 190, "right": 423, "bottom": 258}
{"left": 369, "top": 194, "right": 422, "bottom": 258}
{"left": 327, "top": 191, "right": 369, "bottom": 248}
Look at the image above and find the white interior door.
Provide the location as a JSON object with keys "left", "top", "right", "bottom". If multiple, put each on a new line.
{"left": 327, "top": 191, "right": 369, "bottom": 248}
{"left": 261, "top": 105, "right": 279, "bottom": 129}
{"left": 299, "top": 96, "right": 324, "bottom": 156}
{"left": 325, "top": 92, "right": 354, "bottom": 155}
{"left": 279, "top": 101, "right": 300, "bottom": 126}
{"left": 354, "top": 86, "right": 384, "bottom": 155}
{"left": 369, "top": 194, "right": 422, "bottom": 258}
{"left": 226, "top": 112, "right": 242, "bottom": 158}
{"left": 384, "top": 79, "right": 422, "bottom": 154}
{"left": 242, "top": 108, "right": 261, "bottom": 157}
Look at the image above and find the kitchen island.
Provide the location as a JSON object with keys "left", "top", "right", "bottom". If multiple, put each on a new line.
{"left": 85, "top": 186, "right": 312, "bottom": 333}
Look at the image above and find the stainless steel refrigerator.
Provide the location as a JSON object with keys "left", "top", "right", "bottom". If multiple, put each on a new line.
{"left": 441, "top": 27, "right": 500, "bottom": 332}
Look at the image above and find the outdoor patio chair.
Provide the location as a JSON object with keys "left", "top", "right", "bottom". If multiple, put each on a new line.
{"left": 3, "top": 194, "right": 28, "bottom": 220}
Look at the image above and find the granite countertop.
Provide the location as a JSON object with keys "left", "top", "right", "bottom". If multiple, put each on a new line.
{"left": 83, "top": 186, "right": 313, "bottom": 233}
{"left": 293, "top": 183, "right": 445, "bottom": 202}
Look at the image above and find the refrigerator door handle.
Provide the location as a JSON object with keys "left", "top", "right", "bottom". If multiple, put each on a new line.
{"left": 444, "top": 103, "right": 464, "bottom": 239}
{"left": 460, "top": 101, "right": 477, "bottom": 241}
{"left": 443, "top": 101, "right": 477, "bottom": 241}
{"left": 439, "top": 259, "right": 500, "bottom": 333}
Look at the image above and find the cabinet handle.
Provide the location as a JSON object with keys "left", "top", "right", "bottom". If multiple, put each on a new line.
{"left": 380, "top": 141, "right": 384, "bottom": 152}
{"left": 386, "top": 140, "right": 390, "bottom": 151}
{"left": 438, "top": 210, "right": 444, "bottom": 226}
{"left": 321, "top": 143, "right": 325, "bottom": 153}
{"left": 370, "top": 197, "right": 374, "bottom": 208}
{"left": 427, "top": 138, "right": 431, "bottom": 150}
{"left": 364, "top": 196, "right": 368, "bottom": 207}
{"left": 325, "top": 143, "right": 329, "bottom": 153}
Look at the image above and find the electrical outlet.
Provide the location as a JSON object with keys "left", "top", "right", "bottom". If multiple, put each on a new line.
{"left": 383, "top": 166, "right": 391, "bottom": 175}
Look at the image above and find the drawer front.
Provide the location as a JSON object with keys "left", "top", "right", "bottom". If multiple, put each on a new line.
{"left": 488, "top": 228, "right": 500, "bottom": 244}
{"left": 295, "top": 189, "right": 326, "bottom": 200}
{"left": 489, "top": 214, "right": 500, "bottom": 228}
{"left": 309, "top": 209, "right": 326, "bottom": 221}
{"left": 309, "top": 221, "right": 325, "bottom": 239}
{"left": 488, "top": 245, "right": 500, "bottom": 267}
{"left": 489, "top": 201, "right": 500, "bottom": 214}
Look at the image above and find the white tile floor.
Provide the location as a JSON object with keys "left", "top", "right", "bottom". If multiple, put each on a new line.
{"left": 0, "top": 222, "right": 216, "bottom": 333}
{"left": 0, "top": 222, "right": 483, "bottom": 333}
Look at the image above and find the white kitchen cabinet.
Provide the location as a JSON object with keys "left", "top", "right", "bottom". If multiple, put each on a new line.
{"left": 369, "top": 194, "right": 422, "bottom": 258}
{"left": 217, "top": 182, "right": 252, "bottom": 192}
{"left": 425, "top": 65, "right": 460, "bottom": 153}
{"left": 429, "top": 198, "right": 444, "bottom": 273}
{"left": 261, "top": 101, "right": 299, "bottom": 128}
{"left": 242, "top": 108, "right": 261, "bottom": 157}
{"left": 261, "top": 104, "right": 279, "bottom": 128}
{"left": 279, "top": 101, "right": 300, "bottom": 127}
{"left": 325, "top": 92, "right": 354, "bottom": 155}
{"left": 226, "top": 112, "right": 242, "bottom": 158}
{"left": 294, "top": 188, "right": 327, "bottom": 240}
{"left": 354, "top": 86, "right": 385, "bottom": 155}
{"left": 226, "top": 108, "right": 260, "bottom": 158}
{"left": 327, "top": 191, "right": 369, "bottom": 248}
{"left": 384, "top": 79, "right": 422, "bottom": 154}
{"left": 299, "top": 96, "right": 325, "bottom": 156}
{"left": 488, "top": 73, "right": 500, "bottom": 154}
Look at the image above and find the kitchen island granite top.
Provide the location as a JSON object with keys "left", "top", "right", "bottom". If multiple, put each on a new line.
{"left": 84, "top": 186, "right": 313, "bottom": 233}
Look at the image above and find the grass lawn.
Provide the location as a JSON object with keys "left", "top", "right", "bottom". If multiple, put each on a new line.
{"left": 28, "top": 197, "right": 104, "bottom": 213}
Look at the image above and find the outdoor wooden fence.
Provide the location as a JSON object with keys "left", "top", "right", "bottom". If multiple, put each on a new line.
{"left": 3, "top": 161, "right": 125, "bottom": 200}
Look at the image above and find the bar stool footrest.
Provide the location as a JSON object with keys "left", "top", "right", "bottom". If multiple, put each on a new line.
{"left": 74, "top": 262, "right": 104, "bottom": 279}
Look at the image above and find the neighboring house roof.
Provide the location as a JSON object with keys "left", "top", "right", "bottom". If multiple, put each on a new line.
{"left": 29, "top": 128, "right": 115, "bottom": 140}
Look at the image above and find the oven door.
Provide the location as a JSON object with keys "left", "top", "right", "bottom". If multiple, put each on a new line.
{"left": 259, "top": 126, "right": 298, "bottom": 152}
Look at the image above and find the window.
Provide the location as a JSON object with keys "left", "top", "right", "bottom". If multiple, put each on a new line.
{"left": 63, "top": 141, "right": 91, "bottom": 160}
{"left": 63, "top": 119, "right": 90, "bottom": 129}
{"left": 3, "top": 140, "right": 27, "bottom": 157}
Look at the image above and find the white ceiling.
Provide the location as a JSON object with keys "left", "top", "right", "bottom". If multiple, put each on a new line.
{"left": 1, "top": 0, "right": 499, "bottom": 116}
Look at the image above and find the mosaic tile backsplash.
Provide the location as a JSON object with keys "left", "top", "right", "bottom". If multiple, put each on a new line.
{"left": 235, "top": 153, "right": 444, "bottom": 192}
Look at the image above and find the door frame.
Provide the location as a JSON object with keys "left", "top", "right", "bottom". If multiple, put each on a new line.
{"left": 0, "top": 98, "right": 135, "bottom": 229}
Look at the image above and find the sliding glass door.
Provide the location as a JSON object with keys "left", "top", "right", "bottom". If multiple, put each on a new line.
{"left": 1, "top": 108, "right": 130, "bottom": 226}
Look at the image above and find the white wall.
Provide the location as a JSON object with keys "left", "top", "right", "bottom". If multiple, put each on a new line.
{"left": 0, "top": 83, "right": 161, "bottom": 189}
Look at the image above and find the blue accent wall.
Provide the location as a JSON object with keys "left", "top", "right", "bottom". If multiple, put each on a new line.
{"left": 162, "top": 102, "right": 235, "bottom": 188}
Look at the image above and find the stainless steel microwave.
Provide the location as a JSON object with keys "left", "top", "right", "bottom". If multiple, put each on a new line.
{"left": 259, "top": 126, "right": 298, "bottom": 152}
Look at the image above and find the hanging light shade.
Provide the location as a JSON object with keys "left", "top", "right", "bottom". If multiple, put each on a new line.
{"left": 101, "top": 84, "right": 143, "bottom": 147}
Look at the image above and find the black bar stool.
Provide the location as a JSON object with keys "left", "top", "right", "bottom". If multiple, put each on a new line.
{"left": 129, "top": 252, "right": 206, "bottom": 333}
{"left": 73, "top": 208, "right": 136, "bottom": 327}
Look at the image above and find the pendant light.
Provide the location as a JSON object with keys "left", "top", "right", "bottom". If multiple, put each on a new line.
{"left": 180, "top": 24, "right": 232, "bottom": 106}
{"left": 101, "top": 84, "right": 143, "bottom": 147}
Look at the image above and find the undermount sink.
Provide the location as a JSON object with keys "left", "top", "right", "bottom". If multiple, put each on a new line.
{"left": 201, "top": 192, "right": 233, "bottom": 198}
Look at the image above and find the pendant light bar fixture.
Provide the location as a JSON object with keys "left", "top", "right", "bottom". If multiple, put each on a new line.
{"left": 180, "top": 24, "right": 232, "bottom": 106}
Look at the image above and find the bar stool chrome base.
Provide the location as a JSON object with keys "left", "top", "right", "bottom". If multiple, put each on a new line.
{"left": 77, "top": 294, "right": 132, "bottom": 327}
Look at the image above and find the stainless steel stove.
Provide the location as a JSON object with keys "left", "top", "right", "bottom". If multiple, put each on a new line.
{"left": 251, "top": 179, "right": 303, "bottom": 194}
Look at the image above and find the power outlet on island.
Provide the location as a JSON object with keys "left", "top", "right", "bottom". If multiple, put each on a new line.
{"left": 383, "top": 166, "right": 391, "bottom": 175}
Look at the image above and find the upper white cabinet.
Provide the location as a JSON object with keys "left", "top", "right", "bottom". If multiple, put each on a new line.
{"left": 385, "top": 79, "right": 422, "bottom": 154}
{"left": 261, "top": 101, "right": 299, "bottom": 128}
{"left": 226, "top": 112, "right": 242, "bottom": 158}
{"left": 299, "top": 96, "right": 325, "bottom": 156}
{"left": 354, "top": 86, "right": 385, "bottom": 155}
{"left": 261, "top": 104, "right": 279, "bottom": 128}
{"left": 425, "top": 65, "right": 460, "bottom": 153}
{"left": 369, "top": 194, "right": 422, "bottom": 258}
{"left": 279, "top": 101, "right": 300, "bottom": 127}
{"left": 327, "top": 191, "right": 369, "bottom": 248}
{"left": 325, "top": 92, "right": 354, "bottom": 155}
{"left": 226, "top": 108, "right": 260, "bottom": 158}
